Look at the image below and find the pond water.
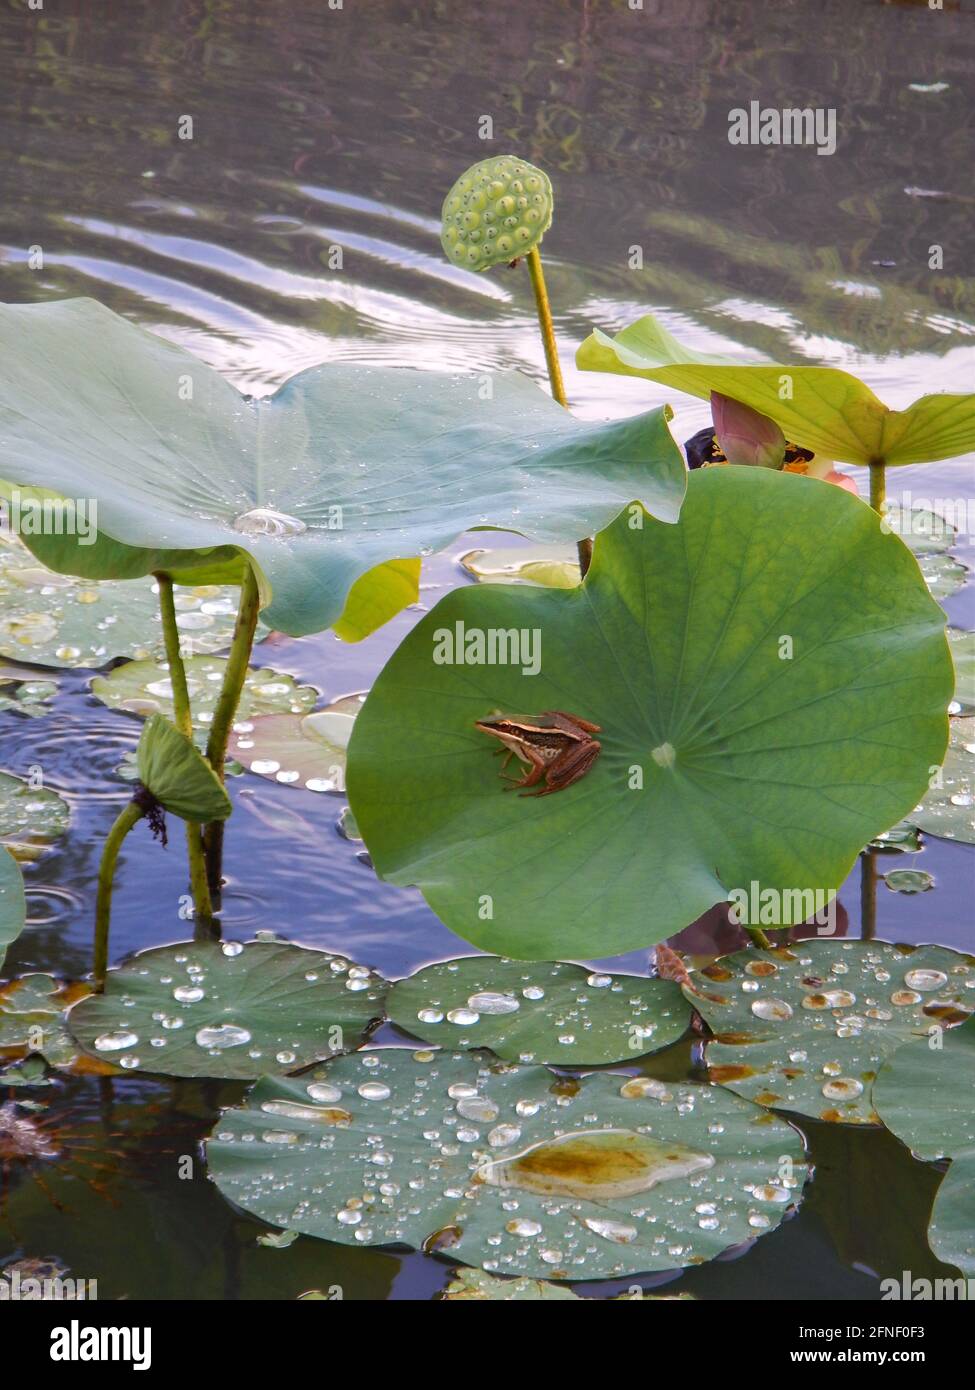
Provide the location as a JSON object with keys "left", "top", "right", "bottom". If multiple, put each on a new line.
{"left": 0, "top": 0, "right": 972, "bottom": 1299}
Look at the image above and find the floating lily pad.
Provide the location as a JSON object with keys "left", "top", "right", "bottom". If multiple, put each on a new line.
{"left": 0, "top": 533, "right": 267, "bottom": 668}
{"left": 136, "top": 716, "right": 232, "bottom": 823}
{"left": 0, "top": 974, "right": 93, "bottom": 1070}
{"left": 918, "top": 552, "right": 968, "bottom": 602}
{"left": 348, "top": 467, "right": 952, "bottom": 959}
{"left": 0, "top": 848, "right": 25, "bottom": 974}
{"left": 907, "top": 716, "right": 975, "bottom": 844}
{"left": 883, "top": 504, "right": 957, "bottom": 556}
{"left": 685, "top": 940, "right": 975, "bottom": 1126}
{"left": 0, "top": 1054, "right": 53, "bottom": 1088}
{"left": 206, "top": 1047, "right": 808, "bottom": 1280}
{"left": 869, "top": 824, "right": 922, "bottom": 854}
{"left": 875, "top": 1017, "right": 975, "bottom": 1274}
{"left": 0, "top": 772, "right": 70, "bottom": 861}
{"left": 883, "top": 869, "right": 934, "bottom": 894}
{"left": 441, "top": 1268, "right": 582, "bottom": 1300}
{"left": 0, "top": 298, "right": 686, "bottom": 639}
{"left": 948, "top": 628, "right": 975, "bottom": 714}
{"left": 388, "top": 958, "right": 692, "bottom": 1065}
{"left": 460, "top": 544, "right": 580, "bottom": 590}
{"left": 577, "top": 312, "right": 975, "bottom": 468}
{"left": 91, "top": 655, "right": 317, "bottom": 732}
{"left": 229, "top": 694, "right": 363, "bottom": 793}
{"left": 0, "top": 662, "right": 57, "bottom": 717}
{"left": 67, "top": 941, "right": 388, "bottom": 1080}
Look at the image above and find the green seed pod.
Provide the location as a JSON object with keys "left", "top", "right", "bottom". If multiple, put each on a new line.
{"left": 441, "top": 155, "right": 553, "bottom": 272}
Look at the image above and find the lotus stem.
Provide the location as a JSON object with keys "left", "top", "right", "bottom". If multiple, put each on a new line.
{"left": 93, "top": 800, "right": 145, "bottom": 990}
{"left": 525, "top": 246, "right": 591, "bottom": 579}
{"left": 155, "top": 574, "right": 214, "bottom": 926}
{"left": 869, "top": 460, "right": 886, "bottom": 516}
{"left": 202, "top": 563, "right": 261, "bottom": 899}
{"left": 744, "top": 925, "right": 773, "bottom": 950}
{"left": 860, "top": 848, "right": 877, "bottom": 940}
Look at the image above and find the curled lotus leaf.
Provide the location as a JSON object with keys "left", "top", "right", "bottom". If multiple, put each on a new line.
{"left": 577, "top": 311, "right": 975, "bottom": 467}
{"left": 135, "top": 715, "right": 232, "bottom": 823}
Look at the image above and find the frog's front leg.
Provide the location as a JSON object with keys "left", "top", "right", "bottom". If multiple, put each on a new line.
{"left": 501, "top": 745, "right": 547, "bottom": 790}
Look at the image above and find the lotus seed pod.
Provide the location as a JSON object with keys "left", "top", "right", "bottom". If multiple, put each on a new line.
{"left": 440, "top": 155, "right": 553, "bottom": 272}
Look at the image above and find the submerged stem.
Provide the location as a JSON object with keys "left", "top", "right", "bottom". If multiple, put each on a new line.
{"left": 525, "top": 246, "right": 591, "bottom": 579}
{"left": 155, "top": 573, "right": 214, "bottom": 925}
{"left": 93, "top": 800, "right": 145, "bottom": 989}
{"left": 869, "top": 460, "right": 886, "bottom": 516}
{"left": 202, "top": 564, "right": 261, "bottom": 900}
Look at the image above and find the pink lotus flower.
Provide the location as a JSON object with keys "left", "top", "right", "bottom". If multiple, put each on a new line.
{"left": 711, "top": 391, "right": 786, "bottom": 470}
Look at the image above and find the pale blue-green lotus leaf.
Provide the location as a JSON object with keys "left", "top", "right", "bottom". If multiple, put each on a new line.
{"left": 387, "top": 957, "right": 692, "bottom": 1065}
{"left": 67, "top": 940, "right": 388, "bottom": 1080}
{"left": 0, "top": 299, "right": 686, "bottom": 637}
{"left": 206, "top": 1047, "right": 808, "bottom": 1280}
{"left": 0, "top": 847, "right": 25, "bottom": 974}
{"left": 0, "top": 771, "right": 70, "bottom": 862}
{"left": 685, "top": 940, "right": 975, "bottom": 1125}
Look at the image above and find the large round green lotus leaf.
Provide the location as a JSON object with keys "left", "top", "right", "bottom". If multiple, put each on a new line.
{"left": 205, "top": 1048, "right": 808, "bottom": 1279}
{"left": 949, "top": 629, "right": 975, "bottom": 714}
{"left": 229, "top": 694, "right": 363, "bottom": 793}
{"left": 67, "top": 941, "right": 388, "bottom": 1080}
{"left": 684, "top": 940, "right": 975, "bottom": 1126}
{"left": 907, "top": 717, "right": 975, "bottom": 844}
{"left": 0, "top": 299, "right": 686, "bottom": 638}
{"left": 577, "top": 312, "right": 975, "bottom": 468}
{"left": 387, "top": 957, "right": 692, "bottom": 1065}
{"left": 441, "top": 156, "right": 553, "bottom": 272}
{"left": 0, "top": 848, "right": 25, "bottom": 974}
{"left": 0, "top": 533, "right": 267, "bottom": 668}
{"left": 460, "top": 543, "right": 580, "bottom": 590}
{"left": 90, "top": 655, "right": 317, "bottom": 731}
{"left": 347, "top": 467, "right": 952, "bottom": 959}
{"left": 136, "top": 715, "right": 232, "bottom": 823}
{"left": 875, "top": 1016, "right": 975, "bottom": 1274}
{"left": 0, "top": 771, "right": 70, "bottom": 862}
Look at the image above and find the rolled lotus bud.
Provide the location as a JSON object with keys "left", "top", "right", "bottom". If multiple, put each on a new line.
{"left": 710, "top": 390, "right": 787, "bottom": 470}
{"left": 441, "top": 156, "right": 554, "bottom": 273}
{"left": 824, "top": 470, "right": 859, "bottom": 495}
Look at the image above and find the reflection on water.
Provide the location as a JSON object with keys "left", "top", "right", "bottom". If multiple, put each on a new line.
{"left": 0, "top": 0, "right": 972, "bottom": 1300}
